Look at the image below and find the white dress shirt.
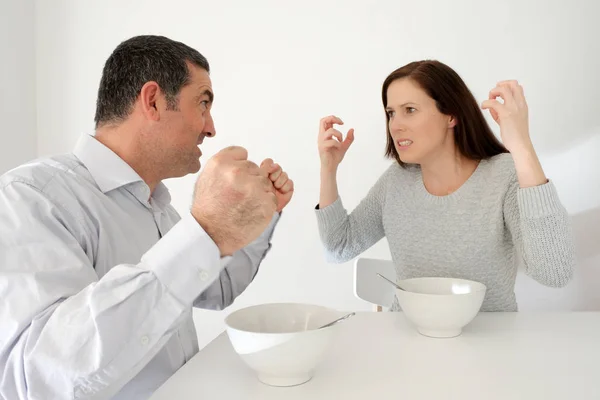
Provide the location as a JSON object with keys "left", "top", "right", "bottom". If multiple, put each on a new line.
{"left": 0, "top": 134, "right": 279, "bottom": 400}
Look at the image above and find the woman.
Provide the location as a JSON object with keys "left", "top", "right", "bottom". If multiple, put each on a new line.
{"left": 315, "top": 60, "right": 575, "bottom": 312}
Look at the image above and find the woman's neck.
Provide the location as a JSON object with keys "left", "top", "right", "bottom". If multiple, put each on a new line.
{"left": 420, "top": 150, "right": 479, "bottom": 196}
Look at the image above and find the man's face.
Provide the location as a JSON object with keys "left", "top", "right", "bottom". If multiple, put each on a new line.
{"left": 153, "top": 64, "right": 216, "bottom": 178}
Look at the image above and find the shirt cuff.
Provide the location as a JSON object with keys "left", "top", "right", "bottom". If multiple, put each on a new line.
{"left": 141, "top": 212, "right": 228, "bottom": 306}
{"left": 262, "top": 211, "right": 280, "bottom": 240}
{"left": 517, "top": 179, "right": 565, "bottom": 219}
{"left": 315, "top": 197, "right": 347, "bottom": 231}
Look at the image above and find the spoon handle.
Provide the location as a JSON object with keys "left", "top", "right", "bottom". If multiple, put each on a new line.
{"left": 377, "top": 273, "right": 405, "bottom": 291}
{"left": 319, "top": 312, "right": 356, "bottom": 329}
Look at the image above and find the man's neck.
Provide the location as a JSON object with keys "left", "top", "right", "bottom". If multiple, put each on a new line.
{"left": 94, "top": 123, "right": 161, "bottom": 194}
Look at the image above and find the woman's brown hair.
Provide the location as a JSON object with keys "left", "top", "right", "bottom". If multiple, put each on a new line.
{"left": 382, "top": 60, "right": 508, "bottom": 166}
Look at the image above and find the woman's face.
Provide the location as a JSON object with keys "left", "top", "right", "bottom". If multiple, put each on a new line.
{"left": 385, "top": 78, "right": 456, "bottom": 165}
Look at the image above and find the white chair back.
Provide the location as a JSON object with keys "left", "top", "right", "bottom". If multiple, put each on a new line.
{"left": 353, "top": 257, "right": 396, "bottom": 311}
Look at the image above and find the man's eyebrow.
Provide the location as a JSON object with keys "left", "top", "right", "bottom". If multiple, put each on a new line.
{"left": 201, "top": 89, "right": 214, "bottom": 103}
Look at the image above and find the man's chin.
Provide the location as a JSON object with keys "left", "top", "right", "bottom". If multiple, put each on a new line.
{"left": 166, "top": 161, "right": 201, "bottom": 179}
{"left": 190, "top": 159, "right": 201, "bottom": 174}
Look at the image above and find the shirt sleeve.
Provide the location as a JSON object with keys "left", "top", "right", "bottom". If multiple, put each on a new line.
{"left": 314, "top": 167, "right": 392, "bottom": 263}
{"left": 193, "top": 212, "right": 280, "bottom": 310}
{"left": 0, "top": 181, "right": 226, "bottom": 400}
{"left": 503, "top": 176, "right": 576, "bottom": 287}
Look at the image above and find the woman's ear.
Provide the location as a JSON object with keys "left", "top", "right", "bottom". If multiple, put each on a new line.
{"left": 448, "top": 115, "right": 457, "bottom": 129}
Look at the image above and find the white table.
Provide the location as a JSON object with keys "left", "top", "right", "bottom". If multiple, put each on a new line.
{"left": 151, "top": 312, "right": 600, "bottom": 399}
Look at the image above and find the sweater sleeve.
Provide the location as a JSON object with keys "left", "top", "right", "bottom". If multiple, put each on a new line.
{"left": 315, "top": 167, "right": 392, "bottom": 263}
{"left": 503, "top": 175, "right": 576, "bottom": 287}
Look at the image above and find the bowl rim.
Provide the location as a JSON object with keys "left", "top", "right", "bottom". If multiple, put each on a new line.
{"left": 224, "top": 302, "right": 344, "bottom": 334}
{"left": 396, "top": 276, "right": 487, "bottom": 296}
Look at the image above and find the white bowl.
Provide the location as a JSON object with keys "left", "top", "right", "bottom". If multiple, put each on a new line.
{"left": 224, "top": 303, "right": 344, "bottom": 387}
{"left": 395, "top": 277, "right": 486, "bottom": 338}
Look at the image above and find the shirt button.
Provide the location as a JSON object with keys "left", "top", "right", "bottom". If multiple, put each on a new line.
{"left": 199, "top": 271, "right": 209, "bottom": 281}
{"left": 141, "top": 335, "right": 149, "bottom": 345}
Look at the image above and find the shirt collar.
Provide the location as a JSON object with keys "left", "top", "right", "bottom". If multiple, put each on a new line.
{"left": 73, "top": 134, "right": 172, "bottom": 206}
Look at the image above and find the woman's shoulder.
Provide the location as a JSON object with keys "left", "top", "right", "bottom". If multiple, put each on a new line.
{"left": 366, "top": 162, "right": 419, "bottom": 196}
{"left": 380, "top": 161, "right": 420, "bottom": 182}
{"left": 479, "top": 152, "right": 517, "bottom": 184}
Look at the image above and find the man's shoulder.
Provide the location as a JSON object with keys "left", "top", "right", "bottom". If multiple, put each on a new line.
{"left": 0, "top": 153, "right": 94, "bottom": 197}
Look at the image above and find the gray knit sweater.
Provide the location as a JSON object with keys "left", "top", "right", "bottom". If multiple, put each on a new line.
{"left": 315, "top": 153, "right": 576, "bottom": 311}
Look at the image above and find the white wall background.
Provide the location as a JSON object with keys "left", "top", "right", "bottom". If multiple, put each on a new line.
{"left": 0, "top": 0, "right": 36, "bottom": 174}
{"left": 10, "top": 0, "right": 598, "bottom": 348}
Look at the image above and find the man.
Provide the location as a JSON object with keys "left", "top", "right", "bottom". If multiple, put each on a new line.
{"left": 0, "top": 35, "right": 294, "bottom": 399}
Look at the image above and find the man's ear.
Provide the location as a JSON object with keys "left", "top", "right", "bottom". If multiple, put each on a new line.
{"left": 139, "top": 81, "right": 161, "bottom": 121}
